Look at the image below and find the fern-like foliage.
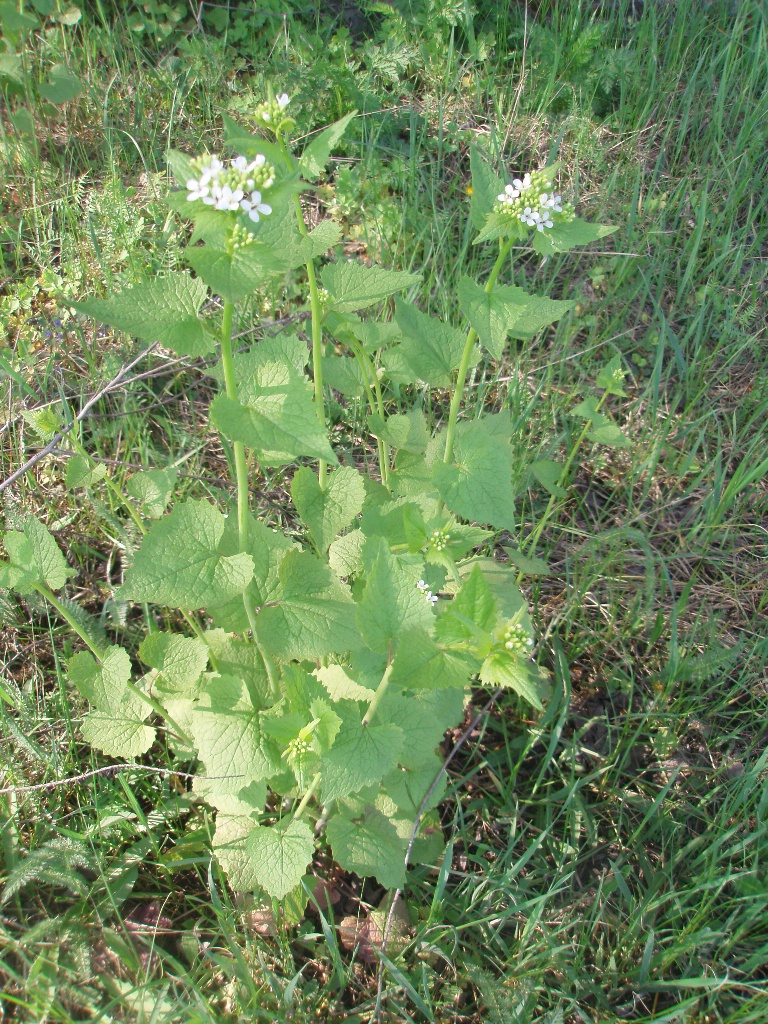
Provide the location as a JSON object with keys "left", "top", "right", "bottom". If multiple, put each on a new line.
{"left": 1, "top": 838, "right": 97, "bottom": 903}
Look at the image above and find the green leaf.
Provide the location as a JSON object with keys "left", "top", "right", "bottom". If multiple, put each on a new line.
{"left": 210, "top": 363, "right": 336, "bottom": 467}
{"left": 458, "top": 557, "right": 530, "bottom": 625}
{"left": 321, "top": 261, "right": 420, "bottom": 314}
{"left": 209, "top": 515, "right": 297, "bottom": 634}
{"left": 433, "top": 419, "right": 517, "bottom": 531}
{"left": 38, "top": 63, "right": 82, "bottom": 104}
{"left": 469, "top": 145, "right": 505, "bottom": 230}
{"left": 382, "top": 761, "right": 447, "bottom": 816}
{"left": 299, "top": 111, "right": 357, "bottom": 179}
{"left": 480, "top": 651, "right": 546, "bottom": 710}
{"left": 389, "top": 629, "right": 479, "bottom": 689}
{"left": 356, "top": 540, "right": 435, "bottom": 654}
{"left": 322, "top": 354, "right": 366, "bottom": 398}
{"left": 327, "top": 806, "right": 406, "bottom": 889}
{"left": 531, "top": 459, "right": 567, "bottom": 497}
{"left": 118, "top": 500, "right": 255, "bottom": 609}
{"left": 435, "top": 564, "right": 497, "bottom": 648}
{"left": 291, "top": 466, "right": 366, "bottom": 553}
{"left": 69, "top": 647, "right": 155, "bottom": 757}
{"left": 0, "top": 53, "right": 24, "bottom": 85}
{"left": 185, "top": 241, "right": 285, "bottom": 304}
{"left": 502, "top": 547, "right": 551, "bottom": 576}
{"left": 533, "top": 217, "right": 618, "bottom": 255}
{"left": 348, "top": 319, "right": 401, "bottom": 353}
{"left": 0, "top": 2, "right": 39, "bottom": 41}
{"left": 571, "top": 396, "right": 630, "bottom": 448}
{"left": 69, "top": 273, "right": 213, "bottom": 357}
{"left": 220, "top": 113, "right": 288, "bottom": 170}
{"left": 315, "top": 664, "right": 375, "bottom": 703}
{"left": 0, "top": 517, "right": 75, "bottom": 593}
{"left": 505, "top": 292, "right": 575, "bottom": 341}
{"left": 126, "top": 467, "right": 178, "bottom": 518}
{"left": 246, "top": 820, "right": 315, "bottom": 900}
{"left": 320, "top": 707, "right": 403, "bottom": 802}
{"left": 138, "top": 632, "right": 209, "bottom": 696}
{"left": 64, "top": 455, "right": 107, "bottom": 490}
{"left": 595, "top": 354, "right": 628, "bottom": 396}
{"left": 387, "top": 297, "right": 475, "bottom": 387}
{"left": 328, "top": 529, "right": 365, "bottom": 578}
{"left": 205, "top": 630, "right": 274, "bottom": 708}
{"left": 189, "top": 675, "right": 281, "bottom": 786}
{"left": 367, "top": 409, "right": 430, "bottom": 454}
{"left": 257, "top": 549, "right": 362, "bottom": 660}
{"left": 457, "top": 276, "right": 513, "bottom": 360}
{"left": 380, "top": 688, "right": 465, "bottom": 769}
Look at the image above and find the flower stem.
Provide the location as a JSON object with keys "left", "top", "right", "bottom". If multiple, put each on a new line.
{"left": 362, "top": 662, "right": 393, "bottom": 728}
{"left": 219, "top": 298, "right": 260, "bottom": 640}
{"left": 278, "top": 131, "right": 329, "bottom": 488}
{"left": 34, "top": 582, "right": 104, "bottom": 659}
{"left": 443, "top": 237, "right": 515, "bottom": 465}
{"left": 292, "top": 771, "right": 321, "bottom": 822}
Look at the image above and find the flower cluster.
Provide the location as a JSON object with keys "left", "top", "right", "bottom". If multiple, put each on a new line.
{"left": 230, "top": 223, "right": 256, "bottom": 250}
{"left": 430, "top": 528, "right": 451, "bottom": 553}
{"left": 417, "top": 579, "right": 439, "bottom": 607}
{"left": 495, "top": 168, "right": 571, "bottom": 233}
{"left": 254, "top": 91, "right": 291, "bottom": 131}
{"left": 185, "top": 153, "right": 275, "bottom": 223}
{"left": 500, "top": 621, "right": 535, "bottom": 656}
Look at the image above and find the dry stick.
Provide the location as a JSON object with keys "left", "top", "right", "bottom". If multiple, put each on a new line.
{"left": 0, "top": 342, "right": 159, "bottom": 494}
{"left": 372, "top": 688, "right": 503, "bottom": 1023}
{"left": 0, "top": 764, "right": 246, "bottom": 797}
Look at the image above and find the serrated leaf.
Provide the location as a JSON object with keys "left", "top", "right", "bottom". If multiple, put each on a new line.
{"left": 469, "top": 145, "right": 505, "bottom": 230}
{"left": 189, "top": 675, "right": 281, "bottom": 786}
{"left": 458, "top": 558, "right": 531, "bottom": 627}
{"left": 531, "top": 459, "right": 567, "bottom": 497}
{"left": 246, "top": 820, "right": 315, "bottom": 900}
{"left": 389, "top": 629, "right": 479, "bottom": 689}
{"left": 1, "top": 518, "right": 76, "bottom": 593}
{"left": 506, "top": 293, "right": 574, "bottom": 341}
{"left": 320, "top": 708, "right": 403, "bottom": 802}
{"left": 381, "top": 688, "right": 465, "bottom": 769}
{"left": 315, "top": 664, "right": 375, "bottom": 703}
{"left": 386, "top": 297, "right": 475, "bottom": 387}
{"left": 502, "top": 547, "right": 551, "bottom": 576}
{"left": 595, "top": 354, "right": 628, "bottom": 396}
{"left": 39, "top": 63, "right": 81, "bottom": 104}
{"left": 204, "top": 630, "right": 273, "bottom": 708}
{"left": 209, "top": 515, "right": 298, "bottom": 634}
{"left": 69, "top": 273, "right": 213, "bottom": 357}
{"left": 382, "top": 761, "right": 447, "bottom": 816}
{"left": 328, "top": 529, "right": 365, "bottom": 578}
{"left": 348, "top": 319, "right": 401, "bottom": 353}
{"left": 321, "top": 261, "right": 420, "bottom": 314}
{"left": 291, "top": 466, "right": 365, "bottom": 554}
{"left": 126, "top": 467, "right": 178, "bottom": 518}
{"left": 533, "top": 217, "right": 618, "bottom": 255}
{"left": 322, "top": 354, "right": 366, "bottom": 398}
{"left": 65, "top": 455, "right": 107, "bottom": 490}
{"left": 185, "top": 241, "right": 285, "bottom": 304}
{"left": 571, "top": 396, "right": 630, "bottom": 448}
{"left": 118, "top": 499, "right": 254, "bottom": 609}
{"left": 138, "top": 632, "right": 209, "bottom": 696}
{"left": 299, "top": 111, "right": 356, "bottom": 179}
{"left": 367, "top": 409, "right": 430, "bottom": 454}
{"left": 356, "top": 540, "right": 435, "bottom": 654}
{"left": 327, "top": 806, "right": 406, "bottom": 889}
{"left": 433, "top": 419, "right": 517, "bottom": 531}
{"left": 210, "top": 361, "right": 336, "bottom": 467}
{"left": 480, "top": 651, "right": 546, "bottom": 710}
{"left": 69, "top": 646, "right": 155, "bottom": 757}
{"left": 435, "top": 564, "right": 497, "bottom": 648}
{"left": 257, "top": 549, "right": 362, "bottom": 660}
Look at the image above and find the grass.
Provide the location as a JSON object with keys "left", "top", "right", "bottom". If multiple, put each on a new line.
{"left": 1, "top": 0, "right": 767, "bottom": 1020}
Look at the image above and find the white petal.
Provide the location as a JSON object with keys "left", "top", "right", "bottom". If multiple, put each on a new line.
{"left": 262, "top": 111, "right": 271, "bottom": 122}
{"left": 250, "top": 191, "right": 262, "bottom": 204}
{"left": 248, "top": 209, "right": 261, "bottom": 222}
{"left": 257, "top": 203, "right": 272, "bottom": 215}
{"left": 232, "top": 189, "right": 244, "bottom": 203}
{"left": 277, "top": 93, "right": 290, "bottom": 108}
{"left": 202, "top": 196, "right": 216, "bottom": 205}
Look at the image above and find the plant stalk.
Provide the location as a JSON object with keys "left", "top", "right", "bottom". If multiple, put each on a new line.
{"left": 443, "top": 237, "right": 515, "bottom": 464}
{"left": 362, "top": 662, "right": 393, "bottom": 727}
{"left": 292, "top": 771, "right": 321, "bottom": 822}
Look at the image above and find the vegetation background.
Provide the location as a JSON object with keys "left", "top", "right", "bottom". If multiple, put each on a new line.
{"left": 0, "top": 0, "right": 766, "bottom": 1021}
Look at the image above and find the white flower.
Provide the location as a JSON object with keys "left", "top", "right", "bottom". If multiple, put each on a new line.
{"left": 276, "top": 92, "right": 290, "bottom": 109}
{"left": 186, "top": 178, "right": 209, "bottom": 202}
{"left": 215, "top": 185, "right": 244, "bottom": 211}
{"left": 232, "top": 155, "right": 248, "bottom": 172}
{"left": 497, "top": 183, "right": 521, "bottom": 204}
{"left": 254, "top": 153, "right": 266, "bottom": 167}
{"left": 520, "top": 206, "right": 537, "bottom": 226}
{"left": 417, "top": 580, "right": 428, "bottom": 591}
{"left": 240, "top": 190, "right": 272, "bottom": 222}
{"left": 536, "top": 209, "right": 554, "bottom": 231}
{"left": 262, "top": 111, "right": 271, "bottom": 122}
{"left": 540, "top": 192, "right": 563, "bottom": 212}
{"left": 513, "top": 173, "right": 532, "bottom": 192}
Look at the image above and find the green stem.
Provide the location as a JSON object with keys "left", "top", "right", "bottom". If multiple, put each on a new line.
{"left": 292, "top": 771, "right": 321, "bottom": 822}
{"left": 362, "top": 662, "right": 393, "bottom": 728}
{"left": 125, "top": 680, "right": 193, "bottom": 748}
{"left": 35, "top": 582, "right": 104, "bottom": 659}
{"left": 278, "top": 131, "right": 328, "bottom": 488}
{"left": 219, "top": 299, "right": 261, "bottom": 641}
{"left": 443, "top": 237, "right": 515, "bottom": 465}
{"left": 519, "top": 391, "right": 609, "bottom": 569}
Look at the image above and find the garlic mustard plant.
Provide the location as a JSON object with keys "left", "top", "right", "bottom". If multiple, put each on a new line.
{"left": 1, "top": 94, "right": 624, "bottom": 904}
